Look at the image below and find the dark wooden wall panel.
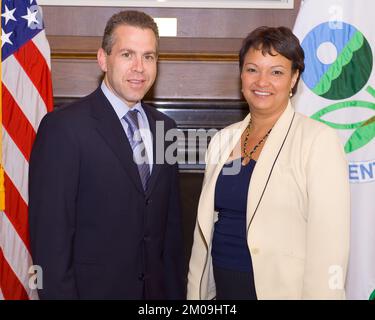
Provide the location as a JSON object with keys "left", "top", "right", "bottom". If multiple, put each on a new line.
{"left": 50, "top": 36, "right": 243, "bottom": 55}
{"left": 44, "top": 1, "right": 302, "bottom": 100}
{"left": 42, "top": 3, "right": 301, "bottom": 38}
{"left": 51, "top": 59, "right": 102, "bottom": 98}
{"left": 52, "top": 59, "right": 241, "bottom": 99}
{"left": 154, "top": 61, "right": 242, "bottom": 100}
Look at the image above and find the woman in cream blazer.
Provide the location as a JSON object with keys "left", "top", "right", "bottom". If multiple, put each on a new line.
{"left": 187, "top": 27, "right": 350, "bottom": 300}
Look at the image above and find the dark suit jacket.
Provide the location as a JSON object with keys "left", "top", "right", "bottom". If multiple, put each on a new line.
{"left": 28, "top": 88, "right": 186, "bottom": 299}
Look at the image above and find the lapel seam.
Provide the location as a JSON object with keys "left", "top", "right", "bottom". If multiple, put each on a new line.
{"left": 247, "top": 111, "right": 296, "bottom": 233}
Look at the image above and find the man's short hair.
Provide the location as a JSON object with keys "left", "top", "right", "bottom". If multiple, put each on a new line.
{"left": 102, "top": 10, "right": 159, "bottom": 55}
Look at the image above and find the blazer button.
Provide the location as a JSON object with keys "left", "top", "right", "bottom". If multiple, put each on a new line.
{"left": 146, "top": 199, "right": 152, "bottom": 205}
{"left": 138, "top": 273, "right": 145, "bottom": 281}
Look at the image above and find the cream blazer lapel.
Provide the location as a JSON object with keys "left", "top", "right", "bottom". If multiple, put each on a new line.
{"left": 197, "top": 113, "right": 251, "bottom": 248}
{"left": 197, "top": 101, "right": 295, "bottom": 249}
{"left": 246, "top": 102, "right": 295, "bottom": 230}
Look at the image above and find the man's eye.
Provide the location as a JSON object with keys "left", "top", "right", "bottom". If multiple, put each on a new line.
{"left": 144, "top": 55, "right": 155, "bottom": 61}
{"left": 122, "top": 52, "right": 131, "bottom": 58}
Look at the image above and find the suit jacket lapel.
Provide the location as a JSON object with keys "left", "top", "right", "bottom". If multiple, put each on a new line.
{"left": 247, "top": 102, "right": 295, "bottom": 230}
{"left": 91, "top": 89, "right": 144, "bottom": 194}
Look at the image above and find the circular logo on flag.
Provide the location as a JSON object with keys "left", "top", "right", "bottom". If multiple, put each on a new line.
{"left": 301, "top": 22, "right": 373, "bottom": 100}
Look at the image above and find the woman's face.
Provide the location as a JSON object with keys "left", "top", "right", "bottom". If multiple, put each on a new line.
{"left": 241, "top": 47, "right": 299, "bottom": 115}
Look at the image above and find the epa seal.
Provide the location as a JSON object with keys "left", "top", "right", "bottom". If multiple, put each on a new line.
{"left": 301, "top": 22, "right": 375, "bottom": 183}
{"left": 302, "top": 22, "right": 373, "bottom": 100}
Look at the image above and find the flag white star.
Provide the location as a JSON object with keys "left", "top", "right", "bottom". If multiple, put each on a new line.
{"left": 1, "top": 5, "right": 17, "bottom": 26}
{"left": 1, "top": 28, "right": 13, "bottom": 48}
{"left": 21, "top": 7, "right": 38, "bottom": 28}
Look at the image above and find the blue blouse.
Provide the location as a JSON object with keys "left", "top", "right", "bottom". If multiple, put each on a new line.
{"left": 212, "top": 158, "right": 256, "bottom": 272}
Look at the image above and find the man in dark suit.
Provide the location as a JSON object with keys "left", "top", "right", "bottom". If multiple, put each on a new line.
{"left": 28, "top": 10, "right": 185, "bottom": 299}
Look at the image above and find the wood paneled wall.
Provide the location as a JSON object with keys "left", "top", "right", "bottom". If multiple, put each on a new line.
{"left": 43, "top": 5, "right": 301, "bottom": 38}
{"left": 43, "top": 1, "right": 302, "bottom": 99}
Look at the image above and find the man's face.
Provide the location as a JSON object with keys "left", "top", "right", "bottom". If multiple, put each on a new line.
{"left": 97, "top": 25, "right": 158, "bottom": 107}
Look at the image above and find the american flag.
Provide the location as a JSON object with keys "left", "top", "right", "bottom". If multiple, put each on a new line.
{"left": 1, "top": 0, "right": 53, "bottom": 300}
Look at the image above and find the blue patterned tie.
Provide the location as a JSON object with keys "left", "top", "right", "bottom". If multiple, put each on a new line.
{"left": 124, "top": 109, "right": 150, "bottom": 191}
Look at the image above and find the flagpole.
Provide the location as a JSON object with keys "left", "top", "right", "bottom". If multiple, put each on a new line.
{"left": 0, "top": 0, "right": 5, "bottom": 211}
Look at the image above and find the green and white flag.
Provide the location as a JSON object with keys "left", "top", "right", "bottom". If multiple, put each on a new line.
{"left": 293, "top": 0, "right": 375, "bottom": 300}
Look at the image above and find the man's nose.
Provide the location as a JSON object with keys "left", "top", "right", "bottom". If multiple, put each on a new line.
{"left": 132, "top": 56, "right": 144, "bottom": 73}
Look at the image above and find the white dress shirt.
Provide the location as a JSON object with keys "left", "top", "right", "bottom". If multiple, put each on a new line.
{"left": 101, "top": 81, "right": 153, "bottom": 172}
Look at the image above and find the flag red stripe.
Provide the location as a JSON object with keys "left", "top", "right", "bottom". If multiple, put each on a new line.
{"left": 0, "top": 248, "right": 29, "bottom": 300}
{"left": 4, "top": 173, "right": 31, "bottom": 254}
{"left": 2, "top": 3, "right": 53, "bottom": 300}
{"left": 2, "top": 85, "right": 36, "bottom": 161}
{"left": 14, "top": 40, "right": 53, "bottom": 112}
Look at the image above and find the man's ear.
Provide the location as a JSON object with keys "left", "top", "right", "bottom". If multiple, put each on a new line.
{"left": 97, "top": 48, "right": 108, "bottom": 73}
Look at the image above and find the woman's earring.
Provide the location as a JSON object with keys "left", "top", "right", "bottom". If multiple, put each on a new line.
{"left": 289, "top": 90, "right": 293, "bottom": 97}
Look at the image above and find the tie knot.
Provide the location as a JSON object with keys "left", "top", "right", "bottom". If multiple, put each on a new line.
{"left": 125, "top": 109, "right": 139, "bottom": 130}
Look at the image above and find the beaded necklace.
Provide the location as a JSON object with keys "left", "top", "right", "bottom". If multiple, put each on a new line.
{"left": 243, "top": 119, "right": 272, "bottom": 160}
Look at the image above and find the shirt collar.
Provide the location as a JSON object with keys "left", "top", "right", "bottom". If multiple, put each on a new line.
{"left": 101, "top": 81, "right": 143, "bottom": 120}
